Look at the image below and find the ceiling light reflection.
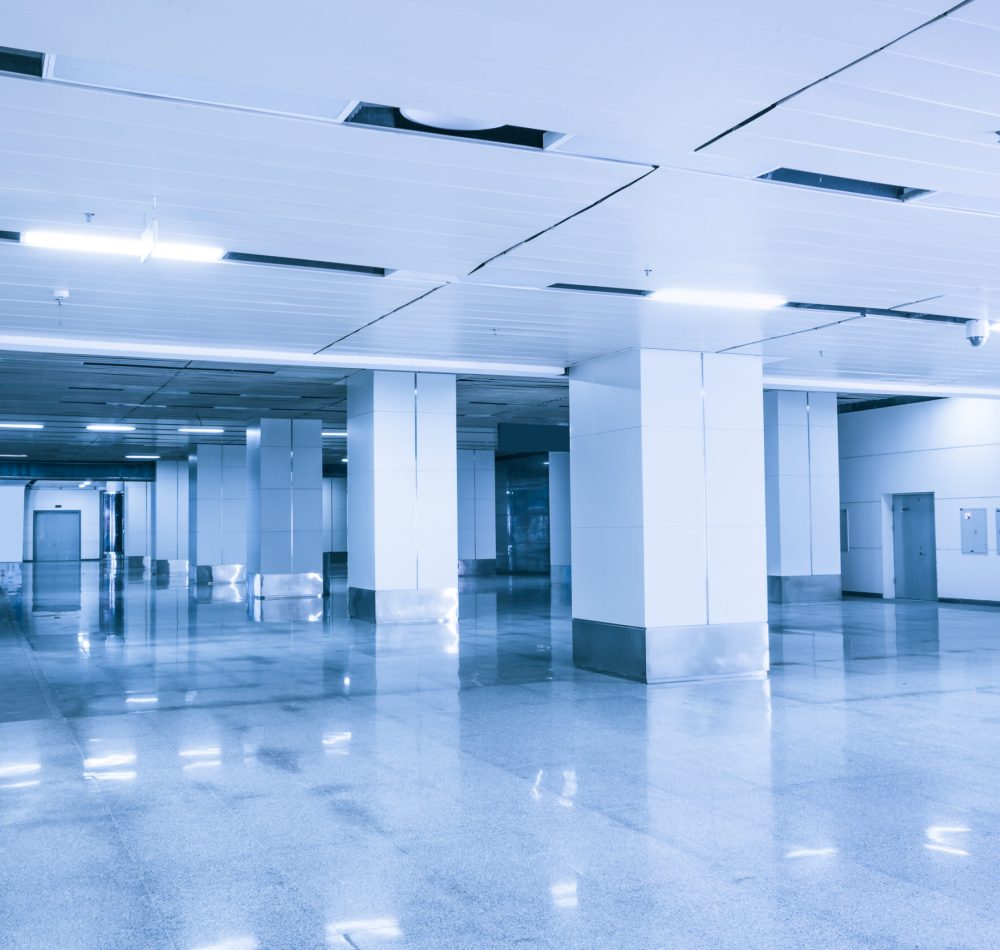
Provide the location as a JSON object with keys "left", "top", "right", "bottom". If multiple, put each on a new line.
{"left": 550, "top": 881, "right": 578, "bottom": 909}
{"left": 0, "top": 762, "right": 41, "bottom": 778}
{"left": 83, "top": 753, "right": 135, "bottom": 769}
{"left": 785, "top": 847, "right": 838, "bottom": 859}
{"left": 329, "top": 918, "right": 401, "bottom": 939}
{"left": 84, "top": 770, "right": 137, "bottom": 782}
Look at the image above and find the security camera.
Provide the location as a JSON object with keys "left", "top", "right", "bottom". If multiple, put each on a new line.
{"left": 966, "top": 319, "right": 990, "bottom": 348}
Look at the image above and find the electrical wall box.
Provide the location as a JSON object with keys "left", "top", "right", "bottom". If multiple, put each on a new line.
{"left": 961, "top": 508, "right": 987, "bottom": 554}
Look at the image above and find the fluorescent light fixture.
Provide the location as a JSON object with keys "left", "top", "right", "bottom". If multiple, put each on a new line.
{"left": 322, "top": 430, "right": 347, "bottom": 437}
{"left": 126, "top": 454, "right": 160, "bottom": 460}
{"left": 0, "top": 422, "right": 43, "bottom": 429}
{"left": 400, "top": 109, "right": 505, "bottom": 131}
{"left": 649, "top": 288, "right": 787, "bottom": 309}
{"left": 0, "top": 453, "right": 27, "bottom": 458}
{"left": 178, "top": 426, "right": 225, "bottom": 434}
{"left": 21, "top": 230, "right": 224, "bottom": 262}
{"left": 78, "top": 481, "right": 92, "bottom": 488}
{"left": 87, "top": 423, "right": 136, "bottom": 432}
{"left": 341, "top": 457, "right": 348, "bottom": 462}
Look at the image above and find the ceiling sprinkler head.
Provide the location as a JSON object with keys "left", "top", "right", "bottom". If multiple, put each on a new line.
{"left": 53, "top": 288, "right": 70, "bottom": 302}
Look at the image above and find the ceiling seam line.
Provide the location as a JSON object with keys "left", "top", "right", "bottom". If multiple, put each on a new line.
{"left": 465, "top": 165, "right": 658, "bottom": 276}
{"left": 715, "top": 315, "right": 866, "bottom": 353}
{"left": 311, "top": 285, "right": 446, "bottom": 355}
{"left": 693, "top": 0, "right": 976, "bottom": 152}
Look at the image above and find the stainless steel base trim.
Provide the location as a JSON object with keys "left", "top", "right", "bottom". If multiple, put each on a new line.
{"left": 458, "top": 558, "right": 497, "bottom": 577}
{"left": 348, "top": 586, "right": 459, "bottom": 623}
{"left": 573, "top": 618, "right": 769, "bottom": 684}
{"left": 248, "top": 597, "right": 324, "bottom": 623}
{"left": 153, "top": 559, "right": 188, "bottom": 576}
{"left": 247, "top": 571, "right": 324, "bottom": 599}
{"left": 767, "top": 574, "right": 842, "bottom": 604}
{"left": 192, "top": 563, "right": 246, "bottom": 586}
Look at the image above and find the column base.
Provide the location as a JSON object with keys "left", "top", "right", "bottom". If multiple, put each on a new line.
{"left": 551, "top": 564, "right": 571, "bottom": 586}
{"left": 348, "top": 586, "right": 458, "bottom": 623}
{"left": 152, "top": 559, "right": 188, "bottom": 578}
{"left": 767, "top": 574, "right": 841, "bottom": 604}
{"left": 247, "top": 571, "right": 323, "bottom": 599}
{"left": 248, "top": 597, "right": 324, "bottom": 623}
{"left": 191, "top": 563, "right": 246, "bottom": 586}
{"left": 459, "top": 558, "right": 496, "bottom": 577}
{"left": 572, "top": 618, "right": 769, "bottom": 684}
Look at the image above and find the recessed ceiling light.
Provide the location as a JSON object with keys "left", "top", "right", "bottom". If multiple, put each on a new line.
{"left": 178, "top": 426, "right": 225, "bottom": 434}
{"left": 399, "top": 109, "right": 506, "bottom": 131}
{"left": 87, "top": 423, "right": 136, "bottom": 432}
{"left": 322, "top": 430, "right": 347, "bottom": 437}
{"left": 341, "top": 457, "right": 348, "bottom": 462}
{"left": 0, "top": 422, "right": 43, "bottom": 429}
{"left": 126, "top": 454, "right": 160, "bottom": 460}
{"left": 649, "top": 288, "right": 787, "bottom": 310}
{"left": 21, "top": 230, "right": 223, "bottom": 262}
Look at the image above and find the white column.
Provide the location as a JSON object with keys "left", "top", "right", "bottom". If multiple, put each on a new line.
{"left": 189, "top": 444, "right": 247, "bottom": 585}
{"left": 246, "top": 419, "right": 323, "bottom": 598}
{"left": 0, "top": 484, "right": 25, "bottom": 581}
{"left": 548, "top": 451, "right": 571, "bottom": 584}
{"left": 123, "top": 482, "right": 152, "bottom": 569}
{"left": 152, "top": 460, "right": 188, "bottom": 577}
{"left": 458, "top": 449, "right": 496, "bottom": 576}
{"left": 764, "top": 391, "right": 842, "bottom": 602}
{"left": 322, "top": 476, "right": 348, "bottom": 570}
{"left": 346, "top": 370, "right": 457, "bottom": 622}
{"left": 570, "top": 348, "right": 768, "bottom": 683}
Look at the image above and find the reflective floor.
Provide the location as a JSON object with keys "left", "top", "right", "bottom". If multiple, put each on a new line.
{"left": 3, "top": 564, "right": 1000, "bottom": 948}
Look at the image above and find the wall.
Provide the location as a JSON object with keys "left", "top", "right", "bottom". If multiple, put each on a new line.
{"left": 458, "top": 449, "right": 495, "bottom": 568}
{"left": 0, "top": 483, "right": 25, "bottom": 561}
{"left": 23, "top": 486, "right": 101, "bottom": 560}
{"left": 839, "top": 397, "right": 1000, "bottom": 600}
{"left": 322, "top": 477, "right": 347, "bottom": 553}
{"left": 548, "top": 451, "right": 571, "bottom": 579}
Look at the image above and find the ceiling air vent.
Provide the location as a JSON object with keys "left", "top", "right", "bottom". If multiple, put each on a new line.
{"left": 548, "top": 283, "right": 651, "bottom": 297}
{"left": 223, "top": 251, "right": 387, "bottom": 277}
{"left": 346, "top": 103, "right": 548, "bottom": 149}
{"left": 0, "top": 46, "right": 44, "bottom": 78}
{"left": 759, "top": 167, "right": 932, "bottom": 202}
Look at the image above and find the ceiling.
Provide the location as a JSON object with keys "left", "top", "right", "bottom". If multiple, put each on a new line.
{"left": 2, "top": 0, "right": 1000, "bottom": 462}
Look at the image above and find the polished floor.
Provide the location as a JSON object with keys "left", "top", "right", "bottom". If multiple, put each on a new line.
{"left": 3, "top": 565, "right": 1000, "bottom": 949}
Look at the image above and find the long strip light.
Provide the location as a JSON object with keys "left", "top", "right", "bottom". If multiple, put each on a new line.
{"left": 649, "top": 288, "right": 787, "bottom": 309}
{"left": 0, "top": 422, "right": 43, "bottom": 429}
{"left": 21, "top": 230, "right": 224, "bottom": 262}
{"left": 87, "top": 423, "right": 136, "bottom": 432}
{"left": 322, "top": 430, "right": 347, "bottom": 437}
{"left": 178, "top": 426, "right": 225, "bottom": 434}
{"left": 126, "top": 454, "right": 160, "bottom": 460}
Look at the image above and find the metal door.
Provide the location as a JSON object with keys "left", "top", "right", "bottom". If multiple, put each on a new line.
{"left": 892, "top": 493, "right": 937, "bottom": 600}
{"left": 33, "top": 510, "right": 82, "bottom": 562}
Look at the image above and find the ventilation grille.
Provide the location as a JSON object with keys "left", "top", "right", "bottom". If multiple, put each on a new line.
{"left": 346, "top": 103, "right": 547, "bottom": 149}
{"left": 223, "top": 251, "right": 387, "bottom": 276}
{"left": 759, "top": 167, "right": 932, "bottom": 202}
{"left": 548, "top": 282, "right": 651, "bottom": 297}
{"left": 0, "top": 46, "right": 44, "bottom": 78}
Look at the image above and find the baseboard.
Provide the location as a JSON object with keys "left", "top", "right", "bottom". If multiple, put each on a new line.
{"left": 938, "top": 597, "right": 1000, "bottom": 608}
{"left": 842, "top": 590, "right": 883, "bottom": 599}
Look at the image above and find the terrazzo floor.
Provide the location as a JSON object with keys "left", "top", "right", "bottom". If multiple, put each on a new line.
{"left": 2, "top": 561, "right": 1000, "bottom": 948}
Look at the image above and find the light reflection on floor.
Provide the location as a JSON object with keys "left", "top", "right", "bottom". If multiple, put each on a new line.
{"left": 2, "top": 562, "right": 1000, "bottom": 947}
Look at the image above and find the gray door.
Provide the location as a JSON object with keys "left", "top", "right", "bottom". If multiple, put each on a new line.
{"left": 33, "top": 510, "right": 82, "bottom": 562}
{"left": 892, "top": 493, "right": 937, "bottom": 600}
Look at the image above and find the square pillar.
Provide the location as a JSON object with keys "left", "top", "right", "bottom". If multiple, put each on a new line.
{"left": 346, "top": 371, "right": 458, "bottom": 622}
{"left": 152, "top": 460, "right": 188, "bottom": 578}
{"left": 570, "top": 349, "right": 768, "bottom": 684}
{"left": 189, "top": 444, "right": 247, "bottom": 585}
{"left": 764, "top": 391, "right": 842, "bottom": 603}
{"left": 458, "top": 449, "right": 496, "bottom": 576}
{"left": 246, "top": 419, "right": 323, "bottom": 598}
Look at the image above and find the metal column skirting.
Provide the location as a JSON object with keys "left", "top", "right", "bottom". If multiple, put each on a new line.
{"left": 191, "top": 563, "right": 246, "bottom": 586}
{"left": 348, "top": 586, "right": 458, "bottom": 623}
{"left": 767, "top": 574, "right": 842, "bottom": 604}
{"left": 572, "top": 618, "right": 769, "bottom": 684}
{"left": 247, "top": 571, "right": 324, "bottom": 599}
{"left": 458, "top": 558, "right": 497, "bottom": 577}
